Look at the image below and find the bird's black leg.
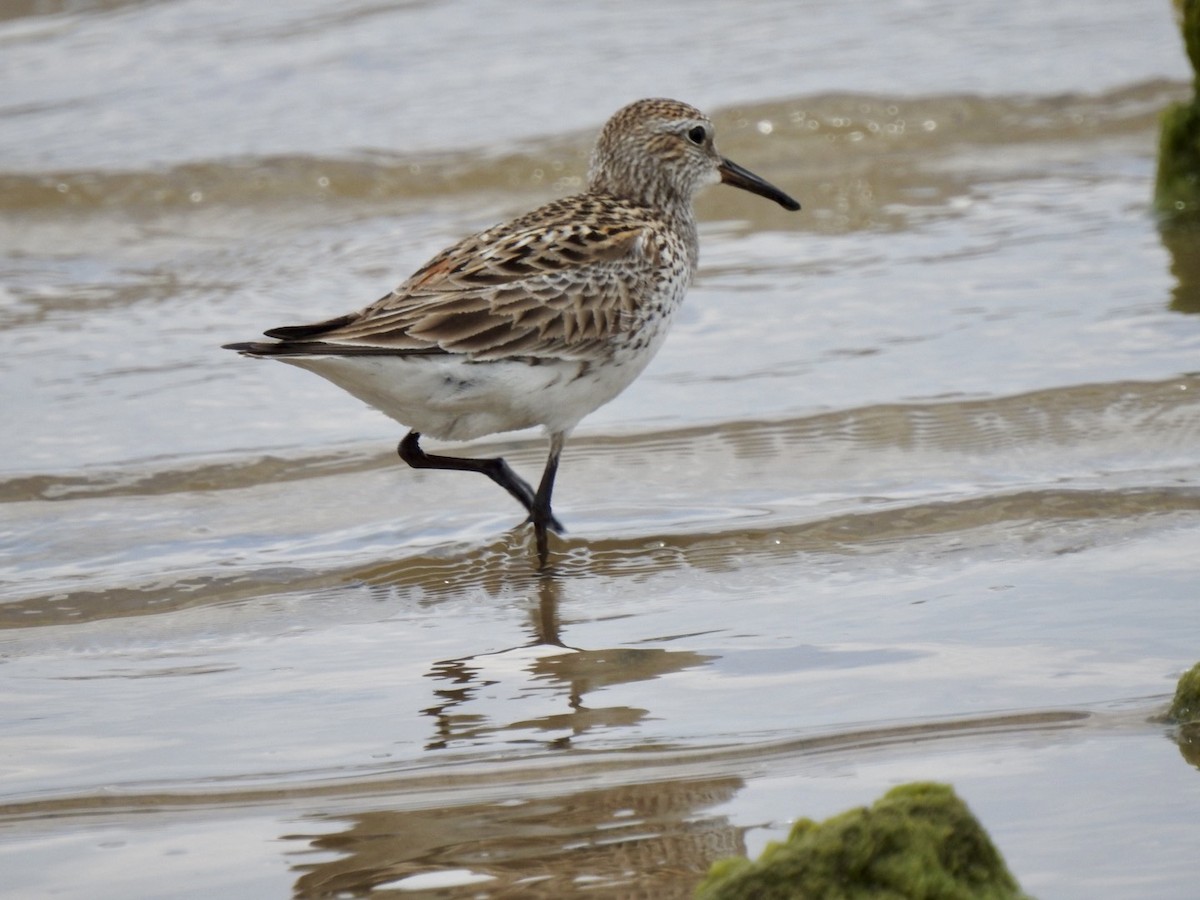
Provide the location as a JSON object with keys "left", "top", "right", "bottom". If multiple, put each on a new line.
{"left": 399, "top": 430, "right": 538, "bottom": 515}
{"left": 530, "top": 432, "right": 566, "bottom": 567}
{"left": 398, "top": 431, "right": 566, "bottom": 565}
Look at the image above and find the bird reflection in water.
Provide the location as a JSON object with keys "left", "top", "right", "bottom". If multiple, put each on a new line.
{"left": 287, "top": 569, "right": 742, "bottom": 899}
{"left": 422, "top": 571, "right": 715, "bottom": 751}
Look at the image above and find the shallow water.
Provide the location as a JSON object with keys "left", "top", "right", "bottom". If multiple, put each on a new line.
{"left": 3, "top": 1, "right": 1200, "bottom": 898}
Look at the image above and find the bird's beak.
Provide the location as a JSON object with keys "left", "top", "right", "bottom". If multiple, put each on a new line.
{"left": 718, "top": 158, "right": 800, "bottom": 211}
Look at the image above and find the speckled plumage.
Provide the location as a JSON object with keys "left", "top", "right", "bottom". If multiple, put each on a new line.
{"left": 225, "top": 98, "right": 799, "bottom": 565}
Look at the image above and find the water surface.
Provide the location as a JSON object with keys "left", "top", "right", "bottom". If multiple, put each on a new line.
{"left": 2, "top": 2, "right": 1199, "bottom": 898}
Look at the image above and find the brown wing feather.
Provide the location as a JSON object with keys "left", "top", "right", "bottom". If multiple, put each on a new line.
{"left": 282, "top": 196, "right": 660, "bottom": 360}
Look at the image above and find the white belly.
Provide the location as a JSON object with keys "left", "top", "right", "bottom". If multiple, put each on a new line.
{"left": 281, "top": 349, "right": 659, "bottom": 442}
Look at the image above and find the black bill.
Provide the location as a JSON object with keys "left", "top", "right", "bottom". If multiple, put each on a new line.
{"left": 718, "top": 158, "right": 800, "bottom": 211}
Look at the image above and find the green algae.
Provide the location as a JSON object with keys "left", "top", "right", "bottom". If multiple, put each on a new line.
{"left": 1155, "top": 1, "right": 1200, "bottom": 311}
{"left": 695, "top": 782, "right": 1031, "bottom": 900}
{"left": 1168, "top": 662, "right": 1200, "bottom": 768}
{"left": 1168, "top": 660, "right": 1200, "bottom": 724}
{"left": 1156, "top": 0, "right": 1200, "bottom": 220}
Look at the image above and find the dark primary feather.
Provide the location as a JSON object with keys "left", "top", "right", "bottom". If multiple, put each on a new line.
{"left": 222, "top": 340, "right": 445, "bottom": 357}
{"left": 262, "top": 313, "right": 360, "bottom": 341}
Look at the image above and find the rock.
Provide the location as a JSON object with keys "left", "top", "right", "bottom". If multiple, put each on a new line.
{"left": 695, "top": 782, "right": 1031, "bottom": 900}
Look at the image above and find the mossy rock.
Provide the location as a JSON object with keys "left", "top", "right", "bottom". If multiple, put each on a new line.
{"left": 1156, "top": 0, "right": 1200, "bottom": 220}
{"left": 1168, "top": 661, "right": 1200, "bottom": 724}
{"left": 695, "top": 782, "right": 1031, "bottom": 900}
{"left": 1156, "top": 103, "right": 1200, "bottom": 219}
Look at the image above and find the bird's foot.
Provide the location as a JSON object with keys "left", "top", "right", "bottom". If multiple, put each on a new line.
{"left": 523, "top": 509, "right": 565, "bottom": 535}
{"left": 525, "top": 507, "right": 564, "bottom": 569}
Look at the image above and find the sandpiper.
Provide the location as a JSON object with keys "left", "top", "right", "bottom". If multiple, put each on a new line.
{"left": 225, "top": 98, "right": 799, "bottom": 565}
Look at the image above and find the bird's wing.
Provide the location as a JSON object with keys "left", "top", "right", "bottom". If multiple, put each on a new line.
{"left": 262, "top": 203, "right": 662, "bottom": 362}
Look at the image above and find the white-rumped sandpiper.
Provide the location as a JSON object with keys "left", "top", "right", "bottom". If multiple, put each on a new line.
{"left": 225, "top": 98, "right": 799, "bottom": 565}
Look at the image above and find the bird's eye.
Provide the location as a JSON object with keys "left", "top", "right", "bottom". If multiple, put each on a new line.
{"left": 686, "top": 125, "right": 707, "bottom": 145}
